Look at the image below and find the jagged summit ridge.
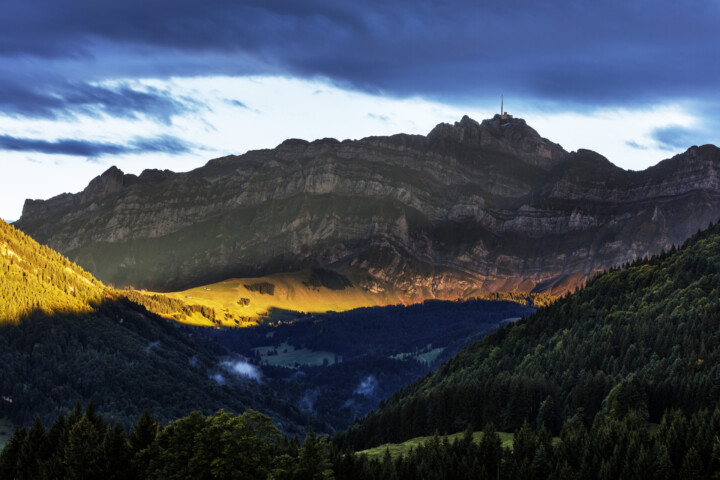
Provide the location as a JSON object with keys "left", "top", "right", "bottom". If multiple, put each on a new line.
{"left": 15, "top": 117, "right": 720, "bottom": 299}
{"left": 428, "top": 115, "right": 567, "bottom": 168}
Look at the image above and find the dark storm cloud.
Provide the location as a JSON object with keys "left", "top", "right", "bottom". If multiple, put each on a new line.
{"left": 0, "top": 134, "right": 195, "bottom": 158}
{"left": 0, "top": 77, "right": 191, "bottom": 124}
{"left": 1, "top": 0, "right": 718, "bottom": 107}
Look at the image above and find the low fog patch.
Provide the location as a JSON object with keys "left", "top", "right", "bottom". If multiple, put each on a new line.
{"left": 211, "top": 373, "right": 226, "bottom": 385}
{"left": 354, "top": 375, "right": 378, "bottom": 397}
{"left": 299, "top": 388, "right": 320, "bottom": 413}
{"left": 288, "top": 370, "right": 307, "bottom": 381}
{"left": 145, "top": 341, "right": 161, "bottom": 354}
{"left": 220, "top": 359, "right": 262, "bottom": 382}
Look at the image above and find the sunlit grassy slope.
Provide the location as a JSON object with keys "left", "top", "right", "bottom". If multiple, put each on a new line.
{"left": 0, "top": 220, "right": 109, "bottom": 323}
{"left": 155, "top": 269, "right": 402, "bottom": 326}
{"left": 0, "top": 219, "right": 226, "bottom": 328}
{"left": 140, "top": 269, "right": 551, "bottom": 327}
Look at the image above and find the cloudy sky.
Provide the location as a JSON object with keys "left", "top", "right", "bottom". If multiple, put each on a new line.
{"left": 1, "top": 0, "right": 718, "bottom": 221}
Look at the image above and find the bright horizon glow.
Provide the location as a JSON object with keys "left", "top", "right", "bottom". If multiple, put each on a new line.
{"left": 0, "top": 76, "right": 702, "bottom": 222}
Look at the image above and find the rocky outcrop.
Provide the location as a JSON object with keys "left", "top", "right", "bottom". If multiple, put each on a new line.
{"left": 15, "top": 115, "right": 720, "bottom": 298}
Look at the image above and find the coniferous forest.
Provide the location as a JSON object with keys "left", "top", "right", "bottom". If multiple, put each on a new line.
{"left": 2, "top": 403, "right": 720, "bottom": 480}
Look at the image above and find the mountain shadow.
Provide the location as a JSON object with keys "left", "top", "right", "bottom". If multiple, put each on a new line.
{"left": 0, "top": 298, "right": 321, "bottom": 435}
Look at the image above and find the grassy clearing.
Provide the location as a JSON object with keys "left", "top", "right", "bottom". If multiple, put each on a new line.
{"left": 417, "top": 347, "right": 445, "bottom": 364}
{"left": 357, "top": 430, "right": 515, "bottom": 460}
{"left": 0, "top": 417, "right": 13, "bottom": 450}
{"left": 390, "top": 347, "right": 445, "bottom": 365}
{"left": 253, "top": 341, "right": 335, "bottom": 368}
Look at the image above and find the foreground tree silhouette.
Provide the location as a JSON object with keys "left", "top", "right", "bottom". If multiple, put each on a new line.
{"left": 295, "top": 430, "right": 334, "bottom": 480}
{"left": 0, "top": 426, "right": 27, "bottom": 479}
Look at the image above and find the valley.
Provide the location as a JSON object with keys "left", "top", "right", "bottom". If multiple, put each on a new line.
{"left": 3, "top": 1, "right": 720, "bottom": 477}
{"left": 197, "top": 298, "right": 535, "bottom": 431}
{"left": 0, "top": 217, "right": 533, "bottom": 436}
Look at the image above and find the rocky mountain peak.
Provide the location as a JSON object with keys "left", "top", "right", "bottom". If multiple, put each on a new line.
{"left": 683, "top": 144, "right": 720, "bottom": 161}
{"left": 82, "top": 166, "right": 127, "bottom": 203}
{"left": 428, "top": 115, "right": 567, "bottom": 169}
{"left": 427, "top": 115, "right": 482, "bottom": 145}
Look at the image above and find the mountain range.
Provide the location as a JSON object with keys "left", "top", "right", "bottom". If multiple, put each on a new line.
{"left": 16, "top": 115, "right": 720, "bottom": 303}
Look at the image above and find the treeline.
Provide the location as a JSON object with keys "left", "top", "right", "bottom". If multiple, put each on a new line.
{"left": 338, "top": 222, "right": 720, "bottom": 449}
{"left": 340, "top": 409, "right": 720, "bottom": 480}
{"left": 122, "top": 289, "right": 255, "bottom": 326}
{"left": 0, "top": 220, "right": 107, "bottom": 323}
{"left": 4, "top": 404, "right": 720, "bottom": 480}
{"left": 244, "top": 282, "right": 276, "bottom": 295}
{"left": 0, "top": 404, "right": 335, "bottom": 480}
{"left": 123, "top": 289, "right": 219, "bottom": 324}
{"left": 474, "top": 290, "right": 555, "bottom": 308}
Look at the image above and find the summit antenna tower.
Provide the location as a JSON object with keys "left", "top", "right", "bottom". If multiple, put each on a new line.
{"left": 500, "top": 95, "right": 513, "bottom": 120}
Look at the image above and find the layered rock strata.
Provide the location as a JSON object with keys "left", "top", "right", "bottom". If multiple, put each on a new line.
{"left": 16, "top": 115, "right": 720, "bottom": 298}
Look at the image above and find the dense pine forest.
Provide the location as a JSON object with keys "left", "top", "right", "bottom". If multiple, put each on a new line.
{"left": 337, "top": 222, "right": 720, "bottom": 450}
{"left": 3, "top": 403, "right": 720, "bottom": 479}
{"left": 0, "top": 298, "right": 324, "bottom": 432}
{"left": 0, "top": 405, "right": 334, "bottom": 480}
{"left": 0, "top": 220, "right": 107, "bottom": 323}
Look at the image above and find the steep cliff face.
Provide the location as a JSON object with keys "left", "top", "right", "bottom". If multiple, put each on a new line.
{"left": 15, "top": 116, "right": 720, "bottom": 298}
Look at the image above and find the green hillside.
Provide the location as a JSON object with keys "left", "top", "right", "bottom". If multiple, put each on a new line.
{"left": 0, "top": 220, "right": 317, "bottom": 434}
{"left": 0, "top": 220, "right": 108, "bottom": 323}
{"left": 339, "top": 221, "right": 720, "bottom": 449}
